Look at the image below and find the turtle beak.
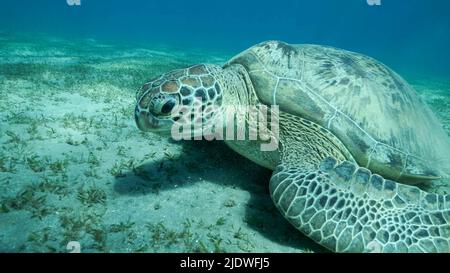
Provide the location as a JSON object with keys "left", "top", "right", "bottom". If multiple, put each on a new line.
{"left": 135, "top": 106, "right": 173, "bottom": 132}
{"left": 135, "top": 106, "right": 157, "bottom": 131}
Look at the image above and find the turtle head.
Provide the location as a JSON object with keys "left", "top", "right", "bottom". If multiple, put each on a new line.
{"left": 135, "top": 64, "right": 224, "bottom": 135}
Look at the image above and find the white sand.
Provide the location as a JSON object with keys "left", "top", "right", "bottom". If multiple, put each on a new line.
{"left": 0, "top": 34, "right": 448, "bottom": 252}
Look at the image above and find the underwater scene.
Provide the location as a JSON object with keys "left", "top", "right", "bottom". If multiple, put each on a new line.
{"left": 0, "top": 0, "right": 449, "bottom": 253}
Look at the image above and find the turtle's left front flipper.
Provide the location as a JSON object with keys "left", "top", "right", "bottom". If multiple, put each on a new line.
{"left": 270, "top": 157, "right": 450, "bottom": 253}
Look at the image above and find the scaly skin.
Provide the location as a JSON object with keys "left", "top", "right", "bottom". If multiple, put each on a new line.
{"left": 270, "top": 113, "right": 450, "bottom": 252}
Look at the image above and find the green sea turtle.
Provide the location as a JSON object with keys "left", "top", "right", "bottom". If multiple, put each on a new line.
{"left": 135, "top": 41, "right": 450, "bottom": 252}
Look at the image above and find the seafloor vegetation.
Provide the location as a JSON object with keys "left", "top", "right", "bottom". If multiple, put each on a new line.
{"left": 0, "top": 33, "right": 448, "bottom": 252}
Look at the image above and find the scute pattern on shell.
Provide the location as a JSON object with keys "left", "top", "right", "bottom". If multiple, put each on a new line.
{"left": 228, "top": 40, "right": 450, "bottom": 181}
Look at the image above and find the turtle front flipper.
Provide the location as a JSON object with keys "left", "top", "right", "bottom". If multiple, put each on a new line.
{"left": 270, "top": 157, "right": 450, "bottom": 253}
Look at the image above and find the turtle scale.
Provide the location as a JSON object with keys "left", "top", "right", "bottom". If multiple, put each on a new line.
{"left": 228, "top": 40, "right": 450, "bottom": 182}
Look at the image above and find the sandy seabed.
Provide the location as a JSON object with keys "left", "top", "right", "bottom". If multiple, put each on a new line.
{"left": 0, "top": 34, "right": 448, "bottom": 252}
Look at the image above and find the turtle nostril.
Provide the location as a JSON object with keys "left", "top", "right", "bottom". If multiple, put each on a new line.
{"left": 161, "top": 100, "right": 176, "bottom": 115}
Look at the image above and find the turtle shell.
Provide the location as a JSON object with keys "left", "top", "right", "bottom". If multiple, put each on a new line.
{"left": 228, "top": 40, "right": 450, "bottom": 182}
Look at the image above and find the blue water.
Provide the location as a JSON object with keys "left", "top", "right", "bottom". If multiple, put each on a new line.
{"left": 1, "top": 0, "right": 450, "bottom": 77}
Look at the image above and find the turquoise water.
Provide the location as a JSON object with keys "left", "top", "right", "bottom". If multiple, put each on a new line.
{"left": 0, "top": 1, "right": 449, "bottom": 253}
{"left": 2, "top": 0, "right": 450, "bottom": 77}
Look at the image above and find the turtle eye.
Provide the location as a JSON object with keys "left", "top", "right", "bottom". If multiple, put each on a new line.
{"left": 160, "top": 99, "right": 176, "bottom": 115}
